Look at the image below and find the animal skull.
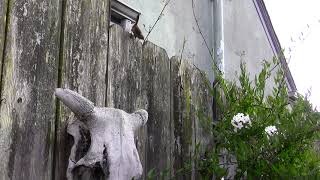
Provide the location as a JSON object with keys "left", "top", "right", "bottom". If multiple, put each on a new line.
{"left": 55, "top": 88, "right": 148, "bottom": 180}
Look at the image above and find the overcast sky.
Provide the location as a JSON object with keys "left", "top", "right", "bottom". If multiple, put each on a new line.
{"left": 264, "top": 0, "right": 320, "bottom": 111}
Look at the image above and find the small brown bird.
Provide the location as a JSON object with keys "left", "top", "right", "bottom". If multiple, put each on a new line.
{"left": 131, "top": 14, "right": 144, "bottom": 40}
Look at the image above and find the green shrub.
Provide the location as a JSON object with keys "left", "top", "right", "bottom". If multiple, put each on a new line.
{"left": 198, "top": 60, "right": 320, "bottom": 179}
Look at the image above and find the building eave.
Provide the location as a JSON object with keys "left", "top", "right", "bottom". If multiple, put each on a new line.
{"left": 253, "top": 0, "right": 297, "bottom": 92}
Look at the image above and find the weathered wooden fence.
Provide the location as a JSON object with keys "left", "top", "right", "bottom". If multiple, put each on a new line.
{"left": 0, "top": 1, "right": 212, "bottom": 179}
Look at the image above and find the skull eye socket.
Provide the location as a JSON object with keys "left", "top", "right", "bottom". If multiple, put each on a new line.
{"left": 75, "top": 125, "right": 91, "bottom": 162}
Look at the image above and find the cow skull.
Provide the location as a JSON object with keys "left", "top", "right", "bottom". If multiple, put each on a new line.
{"left": 55, "top": 88, "right": 148, "bottom": 180}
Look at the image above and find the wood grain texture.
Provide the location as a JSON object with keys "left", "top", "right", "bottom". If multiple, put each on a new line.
{"left": 0, "top": 0, "right": 61, "bottom": 179}
{"left": 171, "top": 57, "right": 213, "bottom": 179}
{"left": 55, "top": 0, "right": 109, "bottom": 179}
{"left": 171, "top": 57, "right": 195, "bottom": 180}
{"left": 142, "top": 43, "right": 171, "bottom": 177}
{"left": 190, "top": 63, "right": 213, "bottom": 179}
{"left": 108, "top": 25, "right": 173, "bottom": 178}
{"left": 139, "top": 38, "right": 172, "bottom": 179}
{"left": 0, "top": 0, "right": 8, "bottom": 79}
{"left": 107, "top": 25, "right": 145, "bottom": 111}
{"left": 107, "top": 25, "right": 148, "bottom": 178}
{"left": 108, "top": 25, "right": 212, "bottom": 179}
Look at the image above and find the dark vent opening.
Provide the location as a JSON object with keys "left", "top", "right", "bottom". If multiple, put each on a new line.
{"left": 110, "top": 0, "right": 140, "bottom": 26}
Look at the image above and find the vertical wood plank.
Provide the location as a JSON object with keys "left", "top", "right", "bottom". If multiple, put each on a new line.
{"left": 171, "top": 57, "right": 213, "bottom": 179}
{"left": 107, "top": 25, "right": 148, "bottom": 178}
{"left": 0, "top": 0, "right": 61, "bottom": 179}
{"left": 171, "top": 57, "right": 195, "bottom": 180}
{"left": 191, "top": 65, "right": 213, "bottom": 179}
{"left": 140, "top": 41, "right": 172, "bottom": 178}
{"left": 0, "top": 0, "right": 8, "bottom": 77}
{"left": 192, "top": 72, "right": 213, "bottom": 148}
{"left": 55, "top": 0, "right": 109, "bottom": 179}
{"left": 107, "top": 25, "right": 144, "bottom": 111}
{"left": 107, "top": 25, "right": 173, "bottom": 178}
{"left": 190, "top": 62, "right": 213, "bottom": 179}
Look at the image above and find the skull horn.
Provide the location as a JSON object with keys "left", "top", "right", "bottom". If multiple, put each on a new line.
{"left": 55, "top": 88, "right": 94, "bottom": 117}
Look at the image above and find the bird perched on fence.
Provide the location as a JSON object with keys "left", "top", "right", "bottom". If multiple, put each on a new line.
{"left": 131, "top": 14, "right": 144, "bottom": 40}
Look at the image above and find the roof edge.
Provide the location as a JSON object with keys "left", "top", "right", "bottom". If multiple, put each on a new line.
{"left": 253, "top": 0, "right": 297, "bottom": 92}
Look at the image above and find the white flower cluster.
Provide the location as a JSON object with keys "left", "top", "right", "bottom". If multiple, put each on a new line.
{"left": 231, "top": 113, "right": 251, "bottom": 132}
{"left": 265, "top": 125, "right": 278, "bottom": 138}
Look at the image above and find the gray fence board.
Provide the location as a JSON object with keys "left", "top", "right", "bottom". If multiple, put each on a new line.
{"left": 171, "top": 57, "right": 213, "bottom": 179}
{"left": 108, "top": 25, "right": 173, "bottom": 178}
{"left": 0, "top": 0, "right": 61, "bottom": 179}
{"left": 55, "top": 0, "right": 109, "bottom": 179}
{"left": 107, "top": 25, "right": 148, "bottom": 178}
{"left": 192, "top": 70, "right": 213, "bottom": 149}
{"left": 171, "top": 57, "right": 195, "bottom": 179}
{"left": 107, "top": 25, "right": 144, "bottom": 111}
{"left": 191, "top": 64, "right": 213, "bottom": 179}
{"left": 141, "top": 41, "right": 172, "bottom": 178}
{"left": 0, "top": 0, "right": 8, "bottom": 79}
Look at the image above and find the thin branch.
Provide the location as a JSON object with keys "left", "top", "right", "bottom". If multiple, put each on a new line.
{"left": 275, "top": 70, "right": 287, "bottom": 99}
{"left": 251, "top": 103, "right": 273, "bottom": 110}
{"left": 142, "top": 24, "right": 149, "bottom": 33}
{"left": 193, "top": 64, "right": 207, "bottom": 80}
{"left": 179, "top": 37, "right": 187, "bottom": 65}
{"left": 177, "top": 38, "right": 187, "bottom": 90}
{"left": 267, "top": 61, "right": 280, "bottom": 79}
{"left": 191, "top": 0, "right": 212, "bottom": 59}
{"left": 265, "top": 50, "right": 287, "bottom": 82}
{"left": 143, "top": 0, "right": 170, "bottom": 45}
{"left": 192, "top": 63, "right": 216, "bottom": 97}
{"left": 268, "top": 125, "right": 320, "bottom": 165}
{"left": 191, "top": 0, "right": 221, "bottom": 74}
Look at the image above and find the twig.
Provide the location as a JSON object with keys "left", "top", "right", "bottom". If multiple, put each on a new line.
{"left": 142, "top": 24, "right": 149, "bottom": 33}
{"left": 265, "top": 50, "right": 288, "bottom": 82}
{"left": 143, "top": 0, "right": 170, "bottom": 45}
{"left": 267, "top": 61, "right": 280, "bottom": 79}
{"left": 275, "top": 69, "right": 287, "bottom": 99}
{"left": 268, "top": 124, "right": 320, "bottom": 165}
{"left": 191, "top": 0, "right": 221, "bottom": 74}
{"left": 251, "top": 103, "right": 273, "bottom": 110}
{"left": 193, "top": 64, "right": 207, "bottom": 80}
{"left": 179, "top": 37, "right": 187, "bottom": 65}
